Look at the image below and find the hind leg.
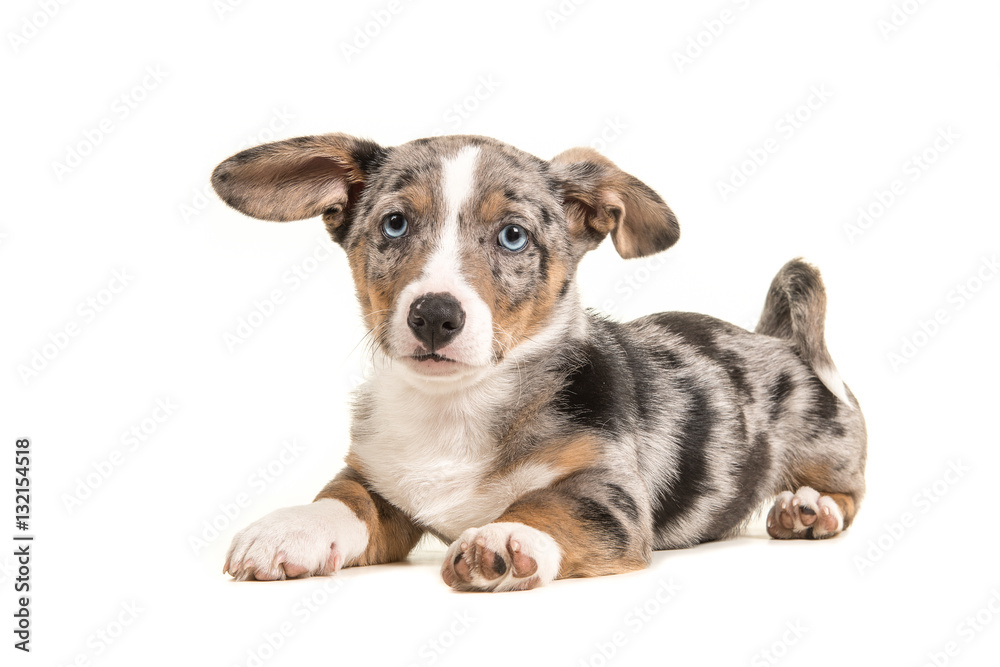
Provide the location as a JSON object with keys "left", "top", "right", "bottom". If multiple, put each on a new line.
{"left": 766, "top": 487, "right": 857, "bottom": 539}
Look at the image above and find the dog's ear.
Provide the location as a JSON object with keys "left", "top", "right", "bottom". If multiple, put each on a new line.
{"left": 550, "top": 147, "right": 679, "bottom": 259}
{"left": 211, "top": 133, "right": 387, "bottom": 241}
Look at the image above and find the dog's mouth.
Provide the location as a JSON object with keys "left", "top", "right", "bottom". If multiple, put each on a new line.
{"left": 401, "top": 349, "right": 479, "bottom": 380}
{"left": 410, "top": 352, "right": 456, "bottom": 363}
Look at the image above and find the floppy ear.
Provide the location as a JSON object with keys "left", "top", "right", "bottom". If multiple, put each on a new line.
{"left": 211, "top": 133, "right": 387, "bottom": 241}
{"left": 550, "top": 147, "right": 679, "bottom": 259}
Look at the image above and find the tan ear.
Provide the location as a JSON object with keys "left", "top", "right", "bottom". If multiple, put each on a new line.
{"left": 550, "top": 147, "right": 679, "bottom": 259}
{"left": 211, "top": 133, "right": 386, "bottom": 238}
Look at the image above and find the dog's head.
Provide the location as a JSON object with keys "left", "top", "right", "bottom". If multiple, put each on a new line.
{"left": 212, "top": 134, "right": 678, "bottom": 383}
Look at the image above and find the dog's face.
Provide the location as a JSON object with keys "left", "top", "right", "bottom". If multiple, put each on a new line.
{"left": 213, "top": 134, "right": 679, "bottom": 383}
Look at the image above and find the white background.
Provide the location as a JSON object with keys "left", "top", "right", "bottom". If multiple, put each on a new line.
{"left": 4, "top": 0, "right": 999, "bottom": 665}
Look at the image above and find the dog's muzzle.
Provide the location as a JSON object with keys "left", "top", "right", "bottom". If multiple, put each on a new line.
{"left": 407, "top": 292, "right": 466, "bottom": 353}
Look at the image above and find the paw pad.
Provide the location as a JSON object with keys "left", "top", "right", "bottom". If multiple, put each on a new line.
{"left": 441, "top": 522, "right": 559, "bottom": 592}
{"left": 767, "top": 487, "right": 844, "bottom": 540}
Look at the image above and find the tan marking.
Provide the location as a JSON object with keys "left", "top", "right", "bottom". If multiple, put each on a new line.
{"left": 475, "top": 187, "right": 510, "bottom": 225}
{"left": 487, "top": 433, "right": 601, "bottom": 485}
{"left": 823, "top": 492, "right": 858, "bottom": 529}
{"left": 315, "top": 467, "right": 423, "bottom": 567}
{"left": 344, "top": 451, "right": 369, "bottom": 478}
{"left": 488, "top": 256, "right": 569, "bottom": 359}
{"left": 789, "top": 463, "right": 861, "bottom": 529}
{"left": 790, "top": 462, "right": 843, "bottom": 493}
{"left": 399, "top": 183, "right": 436, "bottom": 220}
{"left": 500, "top": 489, "right": 648, "bottom": 579}
{"left": 530, "top": 434, "right": 601, "bottom": 479}
{"left": 345, "top": 239, "right": 373, "bottom": 319}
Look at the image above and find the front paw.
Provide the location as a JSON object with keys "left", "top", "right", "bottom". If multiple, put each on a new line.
{"left": 441, "top": 522, "right": 561, "bottom": 592}
{"left": 224, "top": 499, "right": 368, "bottom": 581}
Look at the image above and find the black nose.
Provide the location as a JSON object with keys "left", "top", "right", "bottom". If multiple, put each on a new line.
{"left": 407, "top": 293, "right": 465, "bottom": 352}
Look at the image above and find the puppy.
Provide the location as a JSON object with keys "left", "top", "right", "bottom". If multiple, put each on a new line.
{"left": 212, "top": 134, "right": 867, "bottom": 592}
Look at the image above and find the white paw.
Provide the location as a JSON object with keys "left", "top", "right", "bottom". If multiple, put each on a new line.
{"left": 224, "top": 499, "right": 368, "bottom": 581}
{"left": 766, "top": 487, "right": 844, "bottom": 540}
{"left": 441, "top": 522, "right": 561, "bottom": 592}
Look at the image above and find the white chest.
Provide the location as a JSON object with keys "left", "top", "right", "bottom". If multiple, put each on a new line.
{"left": 351, "top": 374, "right": 558, "bottom": 541}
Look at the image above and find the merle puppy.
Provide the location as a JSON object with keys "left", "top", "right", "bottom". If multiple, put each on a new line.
{"left": 212, "top": 133, "right": 867, "bottom": 592}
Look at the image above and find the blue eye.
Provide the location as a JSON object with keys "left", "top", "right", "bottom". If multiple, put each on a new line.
{"left": 381, "top": 213, "right": 408, "bottom": 239}
{"left": 498, "top": 224, "right": 529, "bottom": 252}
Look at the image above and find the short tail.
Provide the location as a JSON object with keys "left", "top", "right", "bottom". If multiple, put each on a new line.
{"left": 756, "top": 259, "right": 852, "bottom": 406}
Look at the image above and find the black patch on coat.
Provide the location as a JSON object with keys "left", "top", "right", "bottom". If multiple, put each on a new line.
{"left": 539, "top": 206, "right": 552, "bottom": 227}
{"left": 805, "top": 375, "right": 839, "bottom": 422}
{"left": 374, "top": 233, "right": 407, "bottom": 254}
{"left": 803, "top": 375, "right": 844, "bottom": 438}
{"left": 503, "top": 187, "right": 522, "bottom": 203}
{"left": 653, "top": 313, "right": 754, "bottom": 402}
{"left": 327, "top": 222, "right": 351, "bottom": 245}
{"left": 535, "top": 240, "right": 550, "bottom": 288}
{"left": 703, "top": 432, "right": 773, "bottom": 540}
{"left": 605, "top": 483, "right": 640, "bottom": 522}
{"left": 351, "top": 140, "right": 389, "bottom": 175}
{"left": 651, "top": 377, "right": 714, "bottom": 532}
{"left": 554, "top": 319, "right": 648, "bottom": 434}
{"left": 556, "top": 340, "right": 625, "bottom": 434}
{"left": 611, "top": 324, "right": 660, "bottom": 424}
{"left": 576, "top": 497, "right": 629, "bottom": 554}
{"left": 768, "top": 372, "right": 794, "bottom": 421}
{"left": 649, "top": 347, "right": 683, "bottom": 370}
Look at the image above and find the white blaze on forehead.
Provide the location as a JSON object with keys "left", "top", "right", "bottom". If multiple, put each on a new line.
{"left": 438, "top": 144, "right": 481, "bottom": 258}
